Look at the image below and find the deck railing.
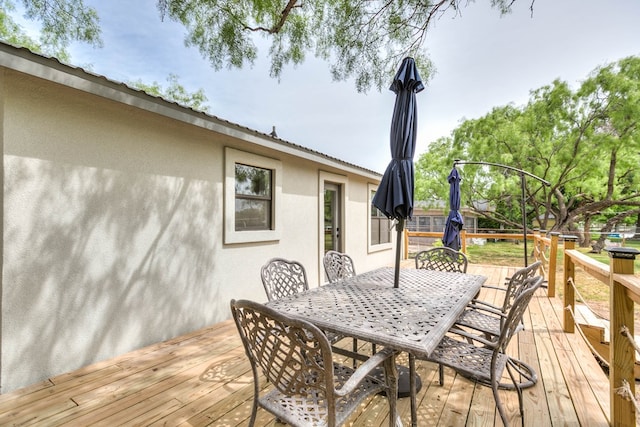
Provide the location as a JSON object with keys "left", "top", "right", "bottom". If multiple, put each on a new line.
{"left": 403, "top": 229, "right": 531, "bottom": 259}
{"left": 404, "top": 228, "right": 639, "bottom": 425}
{"left": 529, "top": 232, "right": 639, "bottom": 426}
{"left": 557, "top": 237, "right": 639, "bottom": 426}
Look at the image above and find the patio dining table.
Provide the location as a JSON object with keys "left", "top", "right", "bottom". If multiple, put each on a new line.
{"left": 266, "top": 266, "right": 487, "bottom": 426}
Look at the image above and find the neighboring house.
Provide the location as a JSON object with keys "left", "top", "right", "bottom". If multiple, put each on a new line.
{"left": 0, "top": 43, "right": 396, "bottom": 393}
{"left": 405, "top": 203, "right": 478, "bottom": 248}
{"left": 407, "top": 206, "right": 478, "bottom": 235}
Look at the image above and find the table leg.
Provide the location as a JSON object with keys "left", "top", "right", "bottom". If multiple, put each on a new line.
{"left": 409, "top": 353, "right": 417, "bottom": 427}
{"left": 387, "top": 353, "right": 401, "bottom": 427}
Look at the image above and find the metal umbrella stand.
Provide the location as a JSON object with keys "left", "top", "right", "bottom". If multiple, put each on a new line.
{"left": 453, "top": 160, "right": 550, "bottom": 266}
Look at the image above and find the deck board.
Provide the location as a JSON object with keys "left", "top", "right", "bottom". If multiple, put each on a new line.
{"left": 0, "top": 264, "right": 612, "bottom": 426}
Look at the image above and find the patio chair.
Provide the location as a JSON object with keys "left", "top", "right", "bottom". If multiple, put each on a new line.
{"left": 454, "top": 261, "right": 542, "bottom": 341}
{"left": 414, "top": 247, "right": 468, "bottom": 273}
{"left": 230, "top": 299, "right": 399, "bottom": 427}
{"left": 260, "top": 258, "right": 309, "bottom": 302}
{"left": 420, "top": 275, "right": 543, "bottom": 426}
{"left": 261, "top": 257, "right": 344, "bottom": 346}
{"left": 323, "top": 250, "right": 356, "bottom": 283}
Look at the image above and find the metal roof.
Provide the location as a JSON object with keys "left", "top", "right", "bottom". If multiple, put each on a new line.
{"left": 0, "top": 41, "right": 382, "bottom": 180}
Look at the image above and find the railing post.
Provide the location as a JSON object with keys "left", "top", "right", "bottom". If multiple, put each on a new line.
{"left": 403, "top": 227, "right": 409, "bottom": 260}
{"left": 461, "top": 229, "right": 467, "bottom": 254}
{"left": 606, "top": 247, "right": 639, "bottom": 427}
{"left": 548, "top": 232, "right": 560, "bottom": 297}
{"left": 562, "top": 235, "right": 578, "bottom": 333}
{"left": 533, "top": 230, "right": 541, "bottom": 263}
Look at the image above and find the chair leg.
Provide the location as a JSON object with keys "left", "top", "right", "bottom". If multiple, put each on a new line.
{"left": 493, "top": 381, "right": 509, "bottom": 426}
{"left": 499, "top": 356, "right": 537, "bottom": 390}
{"left": 438, "top": 364, "right": 444, "bottom": 385}
{"left": 352, "top": 338, "right": 358, "bottom": 368}
{"left": 507, "top": 356, "right": 526, "bottom": 424}
{"left": 249, "top": 387, "right": 259, "bottom": 426}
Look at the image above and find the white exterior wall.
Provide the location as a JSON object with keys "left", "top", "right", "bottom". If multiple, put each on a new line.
{"left": 0, "top": 56, "right": 395, "bottom": 393}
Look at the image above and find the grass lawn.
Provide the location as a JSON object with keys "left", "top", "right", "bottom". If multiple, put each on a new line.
{"left": 464, "top": 239, "right": 640, "bottom": 323}
{"left": 466, "top": 238, "right": 640, "bottom": 271}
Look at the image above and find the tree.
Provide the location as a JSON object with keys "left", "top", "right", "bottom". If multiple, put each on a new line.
{"left": 415, "top": 56, "right": 640, "bottom": 247}
{"left": 156, "top": 0, "right": 534, "bottom": 92}
{"left": 129, "top": 74, "right": 210, "bottom": 113}
{"left": 0, "top": 0, "right": 101, "bottom": 59}
{"left": 2, "top": 0, "right": 536, "bottom": 92}
{"left": 0, "top": 2, "right": 210, "bottom": 112}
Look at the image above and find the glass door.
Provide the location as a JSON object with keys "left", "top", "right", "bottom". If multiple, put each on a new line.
{"left": 324, "top": 183, "right": 341, "bottom": 253}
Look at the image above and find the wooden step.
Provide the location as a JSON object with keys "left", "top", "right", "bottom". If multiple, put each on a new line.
{"left": 574, "top": 304, "right": 640, "bottom": 379}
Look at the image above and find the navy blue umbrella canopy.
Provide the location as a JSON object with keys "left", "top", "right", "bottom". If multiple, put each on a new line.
{"left": 372, "top": 57, "right": 424, "bottom": 288}
{"left": 372, "top": 57, "right": 425, "bottom": 221}
{"left": 442, "top": 166, "right": 464, "bottom": 251}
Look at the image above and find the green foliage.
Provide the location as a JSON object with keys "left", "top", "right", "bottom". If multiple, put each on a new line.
{"left": 0, "top": 0, "right": 102, "bottom": 59}
{"left": 129, "top": 74, "right": 210, "bottom": 113}
{"left": 1, "top": 3, "right": 211, "bottom": 112}
{"left": 2, "top": 0, "right": 534, "bottom": 92}
{"left": 415, "top": 56, "right": 640, "bottom": 237}
{"left": 155, "top": 0, "right": 527, "bottom": 92}
{"left": 0, "top": 3, "right": 44, "bottom": 52}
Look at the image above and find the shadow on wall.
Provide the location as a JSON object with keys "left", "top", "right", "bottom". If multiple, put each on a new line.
{"left": 3, "top": 156, "right": 222, "bottom": 392}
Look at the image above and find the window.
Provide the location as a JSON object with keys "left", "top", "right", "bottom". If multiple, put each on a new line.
{"left": 368, "top": 185, "right": 392, "bottom": 251}
{"left": 418, "top": 216, "right": 431, "bottom": 232}
{"left": 225, "top": 148, "right": 282, "bottom": 244}
{"left": 235, "top": 164, "right": 272, "bottom": 231}
{"left": 433, "top": 216, "right": 446, "bottom": 233}
{"left": 406, "top": 215, "right": 431, "bottom": 232}
{"left": 464, "top": 216, "right": 476, "bottom": 233}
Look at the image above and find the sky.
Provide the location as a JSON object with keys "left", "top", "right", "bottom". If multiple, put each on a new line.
{"left": 15, "top": 0, "right": 640, "bottom": 173}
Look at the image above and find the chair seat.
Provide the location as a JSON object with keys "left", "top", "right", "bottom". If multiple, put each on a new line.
{"left": 455, "top": 307, "right": 524, "bottom": 339}
{"left": 456, "top": 307, "right": 501, "bottom": 334}
{"left": 260, "top": 364, "right": 387, "bottom": 426}
{"left": 429, "top": 335, "right": 508, "bottom": 384}
{"left": 431, "top": 335, "right": 537, "bottom": 389}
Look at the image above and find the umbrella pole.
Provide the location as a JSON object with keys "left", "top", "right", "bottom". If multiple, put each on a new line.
{"left": 394, "top": 218, "right": 404, "bottom": 288}
{"left": 520, "top": 172, "right": 528, "bottom": 267}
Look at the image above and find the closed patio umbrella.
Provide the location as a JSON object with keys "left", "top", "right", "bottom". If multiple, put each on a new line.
{"left": 372, "top": 57, "right": 424, "bottom": 288}
{"left": 442, "top": 166, "right": 464, "bottom": 250}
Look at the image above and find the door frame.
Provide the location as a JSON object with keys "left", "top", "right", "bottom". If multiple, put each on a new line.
{"left": 318, "top": 171, "right": 348, "bottom": 283}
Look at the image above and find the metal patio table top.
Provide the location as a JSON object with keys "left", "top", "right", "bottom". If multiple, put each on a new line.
{"left": 266, "top": 266, "right": 487, "bottom": 359}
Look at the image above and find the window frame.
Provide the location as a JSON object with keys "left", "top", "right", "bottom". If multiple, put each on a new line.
{"left": 225, "top": 147, "right": 282, "bottom": 244}
{"left": 368, "top": 183, "right": 393, "bottom": 253}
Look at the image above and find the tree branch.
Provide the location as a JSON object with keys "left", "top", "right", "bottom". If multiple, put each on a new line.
{"left": 242, "top": 0, "right": 301, "bottom": 34}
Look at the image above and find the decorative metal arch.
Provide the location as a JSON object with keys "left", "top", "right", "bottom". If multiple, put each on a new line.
{"left": 453, "top": 160, "right": 551, "bottom": 267}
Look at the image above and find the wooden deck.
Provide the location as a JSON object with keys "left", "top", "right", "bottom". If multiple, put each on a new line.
{"left": 0, "top": 264, "right": 611, "bottom": 426}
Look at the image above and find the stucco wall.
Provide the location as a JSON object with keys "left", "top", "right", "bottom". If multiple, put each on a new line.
{"left": 0, "top": 69, "right": 393, "bottom": 393}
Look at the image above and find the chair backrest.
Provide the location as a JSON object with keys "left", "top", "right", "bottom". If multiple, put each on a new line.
{"left": 230, "top": 299, "right": 337, "bottom": 414}
{"left": 415, "top": 247, "right": 468, "bottom": 273}
{"left": 501, "top": 261, "right": 542, "bottom": 313}
{"left": 323, "top": 250, "right": 356, "bottom": 283}
{"left": 496, "top": 275, "right": 543, "bottom": 352}
{"left": 260, "top": 258, "right": 309, "bottom": 302}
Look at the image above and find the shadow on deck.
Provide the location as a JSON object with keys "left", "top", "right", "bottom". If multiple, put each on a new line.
{"left": 0, "top": 264, "right": 610, "bottom": 426}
